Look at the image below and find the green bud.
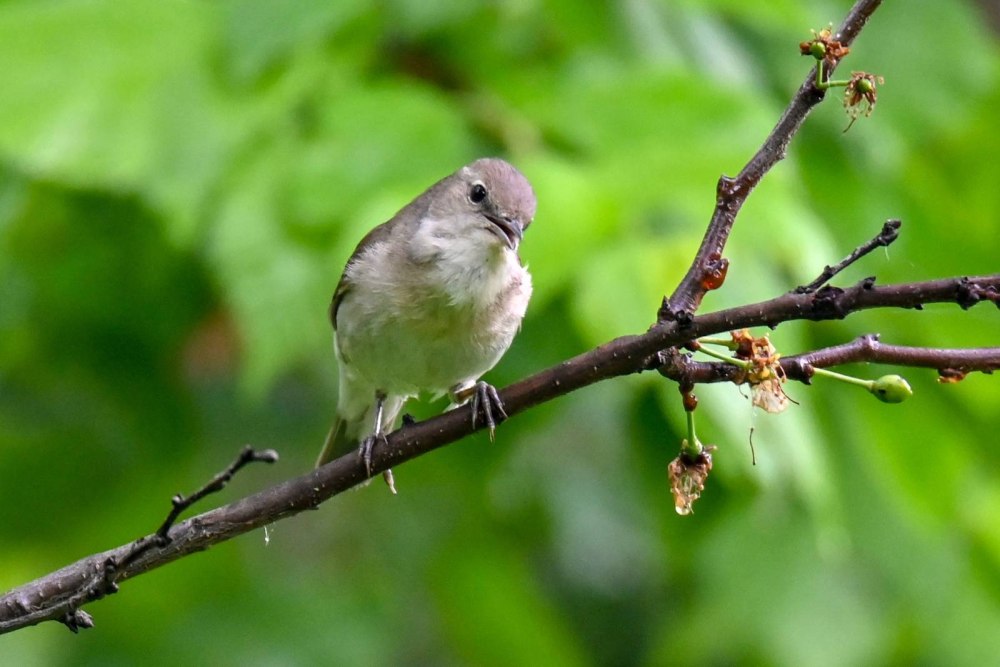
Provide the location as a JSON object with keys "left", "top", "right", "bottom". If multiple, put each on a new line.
{"left": 679, "top": 437, "right": 703, "bottom": 459}
{"left": 809, "top": 41, "right": 827, "bottom": 59}
{"left": 869, "top": 375, "right": 912, "bottom": 403}
{"left": 855, "top": 77, "right": 876, "bottom": 94}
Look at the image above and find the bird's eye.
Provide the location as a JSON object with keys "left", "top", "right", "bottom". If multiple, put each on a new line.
{"left": 469, "top": 183, "right": 488, "bottom": 204}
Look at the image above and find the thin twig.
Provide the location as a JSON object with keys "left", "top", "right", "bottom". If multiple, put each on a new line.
{"left": 115, "top": 446, "right": 280, "bottom": 572}
{"left": 156, "top": 447, "right": 279, "bottom": 544}
{"left": 47, "top": 447, "right": 278, "bottom": 632}
{"left": 795, "top": 219, "right": 902, "bottom": 293}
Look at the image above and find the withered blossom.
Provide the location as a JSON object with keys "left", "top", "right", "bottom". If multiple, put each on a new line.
{"left": 668, "top": 446, "right": 716, "bottom": 516}
{"left": 800, "top": 27, "right": 850, "bottom": 67}
{"left": 731, "top": 329, "right": 791, "bottom": 413}
{"left": 844, "top": 71, "right": 884, "bottom": 120}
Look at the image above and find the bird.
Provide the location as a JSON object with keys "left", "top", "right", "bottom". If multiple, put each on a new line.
{"left": 316, "top": 158, "right": 536, "bottom": 493}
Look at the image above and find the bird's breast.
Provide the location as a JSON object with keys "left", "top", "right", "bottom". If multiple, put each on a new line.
{"left": 336, "top": 246, "right": 531, "bottom": 396}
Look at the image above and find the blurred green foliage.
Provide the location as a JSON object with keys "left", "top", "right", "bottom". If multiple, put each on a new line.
{"left": 1, "top": 0, "right": 999, "bottom": 664}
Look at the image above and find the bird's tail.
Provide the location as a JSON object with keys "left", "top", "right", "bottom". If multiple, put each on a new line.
{"left": 315, "top": 414, "right": 354, "bottom": 468}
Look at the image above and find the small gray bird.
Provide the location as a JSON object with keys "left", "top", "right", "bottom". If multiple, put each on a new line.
{"left": 316, "top": 158, "right": 536, "bottom": 491}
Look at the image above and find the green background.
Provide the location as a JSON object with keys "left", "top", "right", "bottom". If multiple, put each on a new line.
{"left": 2, "top": 0, "right": 999, "bottom": 664}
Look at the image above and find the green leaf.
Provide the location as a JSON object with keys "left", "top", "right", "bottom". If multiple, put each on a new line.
{"left": 0, "top": 0, "right": 235, "bottom": 237}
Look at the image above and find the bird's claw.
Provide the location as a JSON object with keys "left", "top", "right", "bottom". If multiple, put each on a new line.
{"left": 358, "top": 433, "right": 389, "bottom": 478}
{"left": 470, "top": 381, "right": 507, "bottom": 441}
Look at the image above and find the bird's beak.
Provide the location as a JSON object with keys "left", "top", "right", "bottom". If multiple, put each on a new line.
{"left": 484, "top": 213, "right": 523, "bottom": 250}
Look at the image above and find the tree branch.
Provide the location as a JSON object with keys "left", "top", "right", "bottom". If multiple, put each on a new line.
{"left": 665, "top": 0, "right": 885, "bottom": 317}
{"left": 2, "top": 272, "right": 997, "bottom": 634}
{"left": 658, "top": 334, "right": 1000, "bottom": 386}
{"left": 2, "top": 447, "right": 279, "bottom": 634}
{"left": 783, "top": 336, "right": 1000, "bottom": 380}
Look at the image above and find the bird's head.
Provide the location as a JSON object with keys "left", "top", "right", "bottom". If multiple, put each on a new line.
{"left": 421, "top": 158, "right": 536, "bottom": 257}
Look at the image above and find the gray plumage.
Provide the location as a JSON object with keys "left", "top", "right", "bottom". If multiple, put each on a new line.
{"left": 316, "top": 158, "right": 536, "bottom": 481}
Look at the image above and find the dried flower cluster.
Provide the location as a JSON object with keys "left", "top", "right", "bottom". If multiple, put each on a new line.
{"left": 668, "top": 446, "right": 715, "bottom": 516}
{"left": 844, "top": 71, "right": 884, "bottom": 120}
{"left": 799, "top": 26, "right": 850, "bottom": 66}
{"left": 730, "top": 329, "right": 791, "bottom": 414}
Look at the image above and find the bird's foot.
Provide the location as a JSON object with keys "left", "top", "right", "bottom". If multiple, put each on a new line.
{"left": 470, "top": 381, "right": 507, "bottom": 442}
{"left": 357, "top": 433, "right": 389, "bottom": 478}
